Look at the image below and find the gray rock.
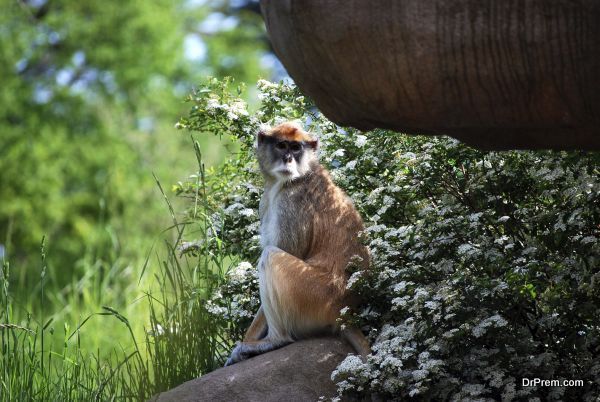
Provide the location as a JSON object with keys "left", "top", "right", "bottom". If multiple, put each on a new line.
{"left": 151, "top": 337, "right": 354, "bottom": 402}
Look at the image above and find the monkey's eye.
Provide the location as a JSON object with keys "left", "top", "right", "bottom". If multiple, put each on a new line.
{"left": 289, "top": 142, "right": 302, "bottom": 152}
{"left": 275, "top": 142, "right": 287, "bottom": 150}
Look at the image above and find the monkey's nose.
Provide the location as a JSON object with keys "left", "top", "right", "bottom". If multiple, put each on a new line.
{"left": 283, "top": 154, "right": 292, "bottom": 163}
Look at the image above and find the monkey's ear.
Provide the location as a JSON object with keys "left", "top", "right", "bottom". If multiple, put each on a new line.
{"left": 257, "top": 130, "right": 267, "bottom": 144}
{"left": 306, "top": 139, "right": 318, "bottom": 150}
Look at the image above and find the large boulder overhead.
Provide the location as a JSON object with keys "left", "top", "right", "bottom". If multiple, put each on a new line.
{"left": 261, "top": 0, "right": 600, "bottom": 150}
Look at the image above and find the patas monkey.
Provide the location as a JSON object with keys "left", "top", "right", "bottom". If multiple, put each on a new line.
{"left": 225, "top": 122, "right": 371, "bottom": 366}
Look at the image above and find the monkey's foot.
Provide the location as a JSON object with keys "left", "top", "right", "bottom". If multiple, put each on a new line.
{"left": 224, "top": 340, "right": 292, "bottom": 367}
{"left": 224, "top": 343, "right": 254, "bottom": 367}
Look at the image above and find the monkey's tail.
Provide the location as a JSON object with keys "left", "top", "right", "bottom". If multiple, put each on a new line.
{"left": 341, "top": 327, "right": 371, "bottom": 361}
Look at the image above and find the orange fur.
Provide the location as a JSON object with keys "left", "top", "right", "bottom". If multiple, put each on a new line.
{"left": 242, "top": 307, "right": 267, "bottom": 342}
{"left": 266, "top": 122, "right": 315, "bottom": 142}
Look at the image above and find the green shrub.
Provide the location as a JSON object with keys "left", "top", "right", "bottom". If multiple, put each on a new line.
{"left": 178, "top": 78, "right": 600, "bottom": 401}
{"left": 329, "top": 138, "right": 600, "bottom": 401}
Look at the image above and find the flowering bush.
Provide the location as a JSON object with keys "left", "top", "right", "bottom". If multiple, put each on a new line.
{"left": 177, "top": 78, "right": 600, "bottom": 401}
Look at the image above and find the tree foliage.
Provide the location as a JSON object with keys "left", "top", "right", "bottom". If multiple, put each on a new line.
{"left": 0, "top": 0, "right": 270, "bottom": 294}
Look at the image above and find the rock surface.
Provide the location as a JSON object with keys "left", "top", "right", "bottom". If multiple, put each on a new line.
{"left": 151, "top": 337, "right": 354, "bottom": 402}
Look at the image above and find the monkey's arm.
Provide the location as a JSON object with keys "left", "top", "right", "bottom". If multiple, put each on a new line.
{"left": 243, "top": 306, "right": 268, "bottom": 342}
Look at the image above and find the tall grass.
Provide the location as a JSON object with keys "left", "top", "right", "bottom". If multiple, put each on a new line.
{"left": 0, "top": 140, "right": 233, "bottom": 401}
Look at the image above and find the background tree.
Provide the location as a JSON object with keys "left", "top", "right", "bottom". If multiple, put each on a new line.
{"left": 0, "top": 0, "right": 271, "bottom": 304}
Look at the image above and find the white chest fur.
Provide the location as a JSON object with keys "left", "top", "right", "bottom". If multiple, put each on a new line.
{"left": 259, "top": 183, "right": 282, "bottom": 248}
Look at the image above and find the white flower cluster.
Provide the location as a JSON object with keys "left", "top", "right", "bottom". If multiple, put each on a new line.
{"left": 256, "top": 79, "right": 281, "bottom": 101}
{"left": 471, "top": 314, "right": 508, "bottom": 338}
{"left": 228, "top": 261, "right": 254, "bottom": 282}
{"left": 205, "top": 260, "right": 260, "bottom": 325}
{"left": 204, "top": 95, "right": 249, "bottom": 121}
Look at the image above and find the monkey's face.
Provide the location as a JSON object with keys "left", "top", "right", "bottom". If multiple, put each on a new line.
{"left": 257, "top": 133, "right": 317, "bottom": 182}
